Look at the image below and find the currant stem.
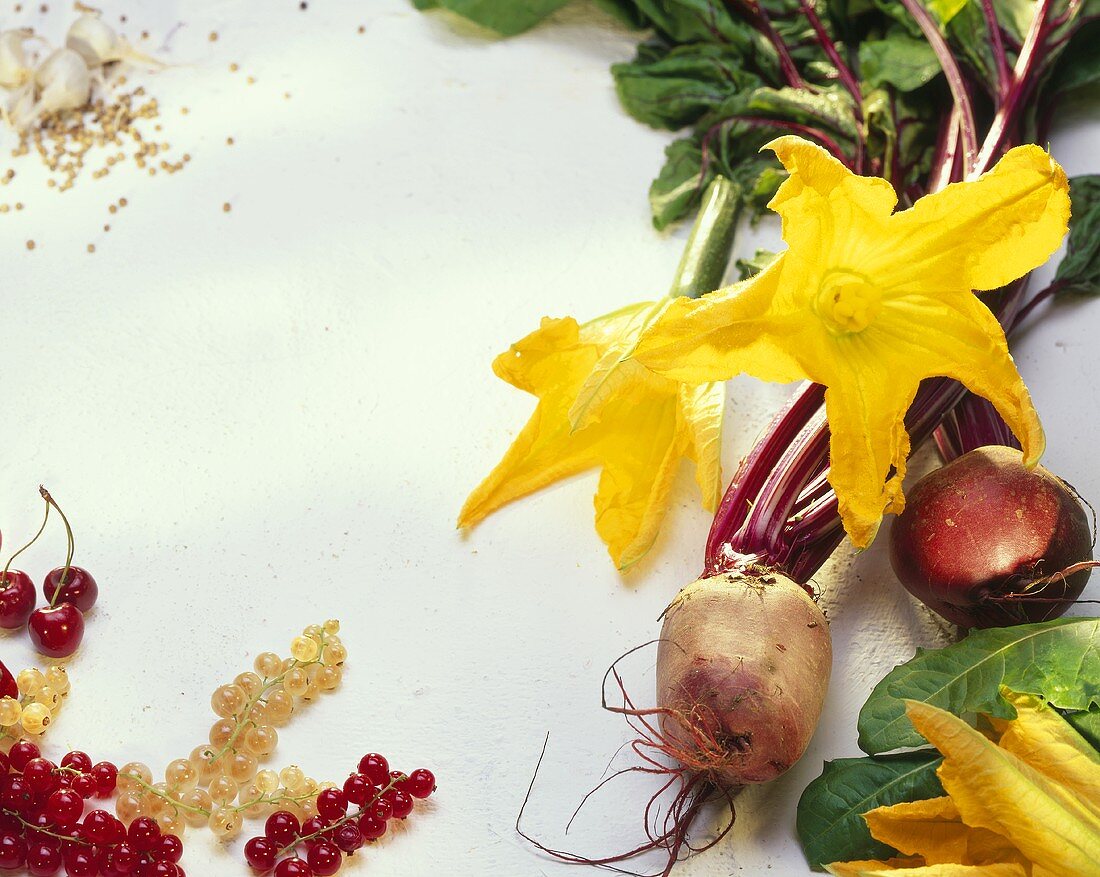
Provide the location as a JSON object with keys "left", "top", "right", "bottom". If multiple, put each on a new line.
{"left": 274, "top": 776, "right": 404, "bottom": 859}
{"left": 39, "top": 486, "right": 76, "bottom": 601}
{"left": 1, "top": 496, "right": 50, "bottom": 581}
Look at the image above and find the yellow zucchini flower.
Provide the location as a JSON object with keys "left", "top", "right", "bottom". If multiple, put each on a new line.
{"left": 826, "top": 693, "right": 1100, "bottom": 877}
{"left": 458, "top": 300, "right": 724, "bottom": 570}
{"left": 634, "top": 137, "right": 1070, "bottom": 547}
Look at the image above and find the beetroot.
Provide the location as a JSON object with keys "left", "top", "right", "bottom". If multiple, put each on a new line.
{"left": 889, "top": 445, "right": 1093, "bottom": 628}
{"left": 655, "top": 572, "right": 832, "bottom": 787}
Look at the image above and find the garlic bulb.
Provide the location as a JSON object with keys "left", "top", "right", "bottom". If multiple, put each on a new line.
{"left": 65, "top": 14, "right": 124, "bottom": 67}
{"left": 0, "top": 29, "right": 35, "bottom": 89}
{"left": 33, "top": 48, "right": 91, "bottom": 114}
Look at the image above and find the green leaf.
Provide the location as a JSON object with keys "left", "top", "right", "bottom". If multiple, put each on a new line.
{"left": 593, "top": 0, "right": 650, "bottom": 27}
{"left": 649, "top": 137, "right": 715, "bottom": 230}
{"left": 858, "top": 34, "right": 940, "bottom": 91}
{"left": 1054, "top": 175, "right": 1100, "bottom": 294}
{"left": 748, "top": 86, "right": 860, "bottom": 138}
{"left": 411, "top": 0, "right": 573, "bottom": 35}
{"left": 858, "top": 617, "right": 1100, "bottom": 754}
{"left": 1066, "top": 707, "right": 1100, "bottom": 750}
{"left": 612, "top": 41, "right": 763, "bottom": 130}
{"left": 927, "top": 0, "right": 969, "bottom": 24}
{"left": 1046, "top": 19, "right": 1100, "bottom": 98}
{"left": 796, "top": 751, "right": 944, "bottom": 871}
{"left": 737, "top": 248, "right": 779, "bottom": 280}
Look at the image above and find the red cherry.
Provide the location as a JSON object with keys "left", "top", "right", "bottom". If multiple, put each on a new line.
{"left": 306, "top": 840, "right": 342, "bottom": 876}
{"left": 0, "top": 571, "right": 37, "bottom": 629}
{"left": 28, "top": 603, "right": 85, "bottom": 658}
{"left": 42, "top": 567, "right": 98, "bottom": 613}
{"left": 405, "top": 768, "right": 436, "bottom": 799}
{"left": 0, "top": 660, "right": 17, "bottom": 699}
{"left": 243, "top": 836, "right": 276, "bottom": 871}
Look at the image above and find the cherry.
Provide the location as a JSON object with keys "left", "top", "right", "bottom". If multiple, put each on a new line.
{"left": 306, "top": 840, "right": 342, "bottom": 876}
{"left": 405, "top": 768, "right": 436, "bottom": 799}
{"left": 28, "top": 603, "right": 85, "bottom": 658}
{"left": 0, "top": 570, "right": 37, "bottom": 629}
{"left": 243, "top": 836, "right": 277, "bottom": 871}
{"left": 357, "top": 812, "right": 387, "bottom": 841}
{"left": 42, "top": 566, "right": 97, "bottom": 613}
{"left": 0, "top": 660, "right": 17, "bottom": 699}
{"left": 264, "top": 811, "right": 300, "bottom": 846}
{"left": 356, "top": 753, "right": 388, "bottom": 786}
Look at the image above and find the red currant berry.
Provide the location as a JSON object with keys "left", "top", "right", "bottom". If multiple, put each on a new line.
{"left": 0, "top": 570, "right": 37, "bottom": 629}
{"left": 0, "top": 832, "right": 26, "bottom": 869}
{"left": 141, "top": 862, "right": 181, "bottom": 876}
{"left": 28, "top": 603, "right": 85, "bottom": 659}
{"left": 299, "top": 816, "right": 331, "bottom": 840}
{"left": 357, "top": 754, "right": 388, "bottom": 787}
{"left": 342, "top": 773, "right": 372, "bottom": 806}
{"left": 81, "top": 809, "right": 116, "bottom": 844}
{"left": 273, "top": 858, "right": 313, "bottom": 877}
{"left": 406, "top": 768, "right": 436, "bottom": 799}
{"left": 315, "top": 788, "right": 347, "bottom": 821}
{"left": 128, "top": 815, "right": 161, "bottom": 851}
{"left": 71, "top": 774, "right": 97, "bottom": 799}
{"left": 243, "top": 836, "right": 277, "bottom": 871}
{"left": 25, "top": 840, "right": 62, "bottom": 876}
{"left": 153, "top": 834, "right": 183, "bottom": 863}
{"left": 91, "top": 761, "right": 119, "bottom": 797}
{"left": 23, "top": 759, "right": 60, "bottom": 795}
{"left": 60, "top": 752, "right": 92, "bottom": 774}
{"left": 370, "top": 798, "right": 393, "bottom": 822}
{"left": 0, "top": 662, "right": 16, "bottom": 701}
{"left": 61, "top": 845, "right": 97, "bottom": 876}
{"left": 10, "top": 740, "right": 42, "bottom": 771}
{"left": 42, "top": 567, "right": 98, "bottom": 613}
{"left": 306, "top": 840, "right": 341, "bottom": 876}
{"left": 105, "top": 842, "right": 138, "bottom": 873}
{"left": 358, "top": 812, "right": 387, "bottom": 841}
{"left": 333, "top": 822, "right": 362, "bottom": 853}
{"left": 385, "top": 789, "right": 414, "bottom": 819}
{"left": 45, "top": 788, "right": 83, "bottom": 828}
{"left": 1, "top": 774, "right": 35, "bottom": 814}
{"left": 264, "top": 811, "right": 300, "bottom": 846}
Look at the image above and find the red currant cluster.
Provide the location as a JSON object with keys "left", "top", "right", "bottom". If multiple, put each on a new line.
{"left": 242, "top": 754, "right": 435, "bottom": 876}
{"left": 0, "top": 488, "right": 96, "bottom": 659}
{"left": 0, "top": 740, "right": 184, "bottom": 875}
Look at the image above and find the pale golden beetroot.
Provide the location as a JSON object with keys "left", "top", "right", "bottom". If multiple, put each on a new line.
{"left": 656, "top": 572, "right": 832, "bottom": 787}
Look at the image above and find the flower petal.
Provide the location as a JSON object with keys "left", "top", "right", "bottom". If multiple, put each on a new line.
{"left": 863, "top": 797, "right": 1025, "bottom": 867}
{"left": 680, "top": 380, "right": 725, "bottom": 512}
{"left": 593, "top": 391, "right": 683, "bottom": 569}
{"left": 870, "top": 291, "right": 1044, "bottom": 465}
{"left": 633, "top": 255, "right": 809, "bottom": 384}
{"left": 820, "top": 351, "right": 917, "bottom": 547}
{"left": 874, "top": 145, "right": 1070, "bottom": 294}
{"left": 827, "top": 860, "right": 1026, "bottom": 876}
{"left": 906, "top": 700, "right": 1100, "bottom": 877}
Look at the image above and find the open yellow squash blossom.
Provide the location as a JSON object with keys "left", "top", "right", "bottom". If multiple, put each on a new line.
{"left": 457, "top": 301, "right": 724, "bottom": 569}
{"left": 827, "top": 693, "right": 1100, "bottom": 877}
{"left": 634, "top": 137, "right": 1070, "bottom": 547}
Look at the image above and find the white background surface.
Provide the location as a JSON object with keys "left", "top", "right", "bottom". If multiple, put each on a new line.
{"left": 1, "top": 1, "right": 1097, "bottom": 875}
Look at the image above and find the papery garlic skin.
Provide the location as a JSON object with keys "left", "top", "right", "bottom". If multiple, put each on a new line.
{"left": 33, "top": 48, "right": 91, "bottom": 114}
{"left": 65, "top": 14, "right": 123, "bottom": 67}
{"left": 0, "top": 30, "right": 35, "bottom": 89}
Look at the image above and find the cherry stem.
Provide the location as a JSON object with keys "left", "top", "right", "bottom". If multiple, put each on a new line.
{"left": 39, "top": 487, "right": 75, "bottom": 604}
{"left": 1, "top": 496, "right": 50, "bottom": 581}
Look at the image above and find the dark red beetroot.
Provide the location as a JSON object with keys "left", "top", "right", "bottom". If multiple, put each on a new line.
{"left": 890, "top": 445, "right": 1093, "bottom": 628}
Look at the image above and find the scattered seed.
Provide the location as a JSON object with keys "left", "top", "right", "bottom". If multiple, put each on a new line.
{"left": 25, "top": 240, "right": 35, "bottom": 250}
{"left": 358, "top": 25, "right": 366, "bottom": 34}
{"left": 15, "top": 202, "right": 23, "bottom": 211}
{"left": 86, "top": 243, "right": 95, "bottom": 253}
{"left": 103, "top": 224, "right": 110, "bottom": 232}
{"left": 208, "top": 31, "right": 219, "bottom": 42}
{"left": 226, "top": 137, "right": 234, "bottom": 146}
{"left": 119, "top": 197, "right": 128, "bottom": 207}
{"left": 246, "top": 76, "right": 256, "bottom": 85}
{"left": 108, "top": 204, "right": 117, "bottom": 214}
{"left": 229, "top": 62, "right": 239, "bottom": 72}
{"left": 0, "top": 205, "right": 7, "bottom": 213}
{"left": 180, "top": 107, "right": 190, "bottom": 115}
{"left": 222, "top": 202, "right": 231, "bottom": 213}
